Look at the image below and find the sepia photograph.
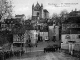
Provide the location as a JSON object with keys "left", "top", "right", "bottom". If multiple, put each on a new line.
{"left": 0, "top": 0, "right": 80, "bottom": 60}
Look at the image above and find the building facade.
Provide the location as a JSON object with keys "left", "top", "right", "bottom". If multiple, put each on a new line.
{"left": 61, "top": 16, "right": 80, "bottom": 51}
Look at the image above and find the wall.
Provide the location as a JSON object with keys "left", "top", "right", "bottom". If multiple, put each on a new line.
{"left": 55, "top": 26, "right": 59, "bottom": 41}
{"left": 61, "top": 34, "right": 80, "bottom": 50}
{"left": 40, "top": 32, "right": 48, "bottom": 41}
{"left": 30, "top": 30, "right": 38, "bottom": 44}
{"left": 0, "top": 34, "right": 8, "bottom": 46}
{"left": 43, "top": 12, "right": 49, "bottom": 19}
{"left": 49, "top": 26, "right": 54, "bottom": 41}
{"left": 61, "top": 34, "right": 80, "bottom": 43}
{"left": 74, "top": 43, "right": 80, "bottom": 51}
{"left": 13, "top": 34, "right": 24, "bottom": 43}
{"left": 24, "top": 30, "right": 30, "bottom": 43}
{"left": 33, "top": 11, "right": 40, "bottom": 17}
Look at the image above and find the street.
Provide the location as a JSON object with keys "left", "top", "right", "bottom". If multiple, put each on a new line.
{"left": 6, "top": 51, "right": 80, "bottom": 60}
{"left": 6, "top": 41, "right": 80, "bottom": 60}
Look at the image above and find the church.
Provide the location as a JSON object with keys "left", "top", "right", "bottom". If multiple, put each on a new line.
{"left": 32, "top": 2, "right": 49, "bottom": 20}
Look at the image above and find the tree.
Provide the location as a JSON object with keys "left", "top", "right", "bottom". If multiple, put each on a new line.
{"left": 60, "top": 9, "right": 68, "bottom": 16}
{"left": 0, "top": 0, "right": 13, "bottom": 21}
{"left": 51, "top": 13, "right": 61, "bottom": 25}
{"left": 52, "top": 13, "right": 59, "bottom": 19}
{"left": 0, "top": 0, "right": 13, "bottom": 45}
{"left": 59, "top": 9, "right": 69, "bottom": 22}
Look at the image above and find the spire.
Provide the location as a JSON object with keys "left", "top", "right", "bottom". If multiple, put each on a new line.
{"left": 75, "top": 8, "right": 77, "bottom": 11}
{"left": 35, "top": 1, "right": 40, "bottom": 7}
{"left": 41, "top": 3, "right": 43, "bottom": 7}
{"left": 72, "top": 9, "right": 73, "bottom": 12}
{"left": 32, "top": 4, "right": 34, "bottom": 7}
{"left": 37, "top": 1, "right": 39, "bottom": 4}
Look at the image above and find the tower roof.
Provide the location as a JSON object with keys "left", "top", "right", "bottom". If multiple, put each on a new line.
{"left": 35, "top": 2, "right": 40, "bottom": 8}
{"left": 32, "top": 4, "right": 34, "bottom": 7}
{"left": 43, "top": 9, "right": 49, "bottom": 13}
{"left": 34, "top": 2, "right": 41, "bottom": 11}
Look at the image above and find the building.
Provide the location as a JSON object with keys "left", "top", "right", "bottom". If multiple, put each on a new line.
{"left": 32, "top": 2, "right": 49, "bottom": 20}
{"left": 48, "top": 25, "right": 54, "bottom": 41}
{"left": 61, "top": 16, "right": 80, "bottom": 51}
{"left": 39, "top": 24, "right": 48, "bottom": 42}
{"left": 48, "top": 23, "right": 59, "bottom": 41}
{"left": 40, "top": 30, "right": 48, "bottom": 42}
{"left": 29, "top": 30, "right": 39, "bottom": 44}
{"left": 69, "top": 9, "right": 80, "bottom": 17}
{"left": 15, "top": 14, "right": 26, "bottom": 25}
{"left": 55, "top": 26, "right": 59, "bottom": 41}
{"left": 15, "top": 14, "right": 26, "bottom": 20}
{"left": 0, "top": 18, "right": 16, "bottom": 31}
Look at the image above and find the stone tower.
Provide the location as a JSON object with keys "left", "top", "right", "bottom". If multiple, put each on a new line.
{"left": 32, "top": 2, "right": 49, "bottom": 20}
{"left": 32, "top": 2, "right": 43, "bottom": 20}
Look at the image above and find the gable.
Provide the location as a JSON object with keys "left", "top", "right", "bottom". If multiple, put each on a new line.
{"left": 34, "top": 2, "right": 41, "bottom": 11}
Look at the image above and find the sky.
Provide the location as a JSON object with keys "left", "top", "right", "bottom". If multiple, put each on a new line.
{"left": 12, "top": 0, "right": 80, "bottom": 19}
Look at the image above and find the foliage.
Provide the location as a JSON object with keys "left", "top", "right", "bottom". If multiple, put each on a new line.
{"left": 60, "top": 10, "right": 68, "bottom": 17}
{"left": 52, "top": 13, "right": 59, "bottom": 19}
{"left": 59, "top": 9, "right": 69, "bottom": 22}
{"left": 0, "top": 0, "right": 13, "bottom": 20}
{"left": 51, "top": 10, "right": 69, "bottom": 25}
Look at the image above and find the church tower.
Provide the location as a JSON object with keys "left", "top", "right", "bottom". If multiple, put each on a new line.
{"left": 41, "top": 3, "right": 43, "bottom": 19}
{"left": 32, "top": 2, "right": 49, "bottom": 20}
{"left": 32, "top": 4, "right": 34, "bottom": 18}
{"left": 32, "top": 2, "right": 43, "bottom": 20}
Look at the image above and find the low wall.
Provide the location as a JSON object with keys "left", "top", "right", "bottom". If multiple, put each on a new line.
{"left": 74, "top": 43, "right": 80, "bottom": 51}
{"left": 61, "top": 43, "right": 80, "bottom": 51}
{"left": 61, "top": 43, "right": 69, "bottom": 49}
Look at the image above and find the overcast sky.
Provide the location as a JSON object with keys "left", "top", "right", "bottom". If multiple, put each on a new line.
{"left": 12, "top": 0, "right": 80, "bottom": 19}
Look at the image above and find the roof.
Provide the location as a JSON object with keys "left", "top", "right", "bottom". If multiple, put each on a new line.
{"left": 15, "top": 14, "right": 25, "bottom": 18}
{"left": 35, "top": 2, "right": 41, "bottom": 8}
{"left": 69, "top": 11, "right": 80, "bottom": 16}
{"left": 40, "top": 27, "right": 48, "bottom": 32}
{"left": 38, "top": 19, "right": 47, "bottom": 23}
{"left": 12, "top": 26, "right": 25, "bottom": 34}
{"left": 4, "top": 18, "right": 18, "bottom": 24}
{"left": 47, "top": 21, "right": 53, "bottom": 26}
{"left": 25, "top": 20, "right": 31, "bottom": 24}
{"left": 43, "top": 9, "right": 49, "bottom": 13}
{"left": 34, "top": 2, "right": 41, "bottom": 11}
{"left": 24, "top": 24, "right": 34, "bottom": 30}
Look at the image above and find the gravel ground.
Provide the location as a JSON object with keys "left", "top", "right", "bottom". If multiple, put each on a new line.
{"left": 6, "top": 51, "right": 80, "bottom": 60}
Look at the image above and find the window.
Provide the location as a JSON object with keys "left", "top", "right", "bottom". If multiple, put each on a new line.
{"left": 65, "top": 35, "right": 70, "bottom": 39}
{"left": 37, "top": 12, "right": 39, "bottom": 16}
